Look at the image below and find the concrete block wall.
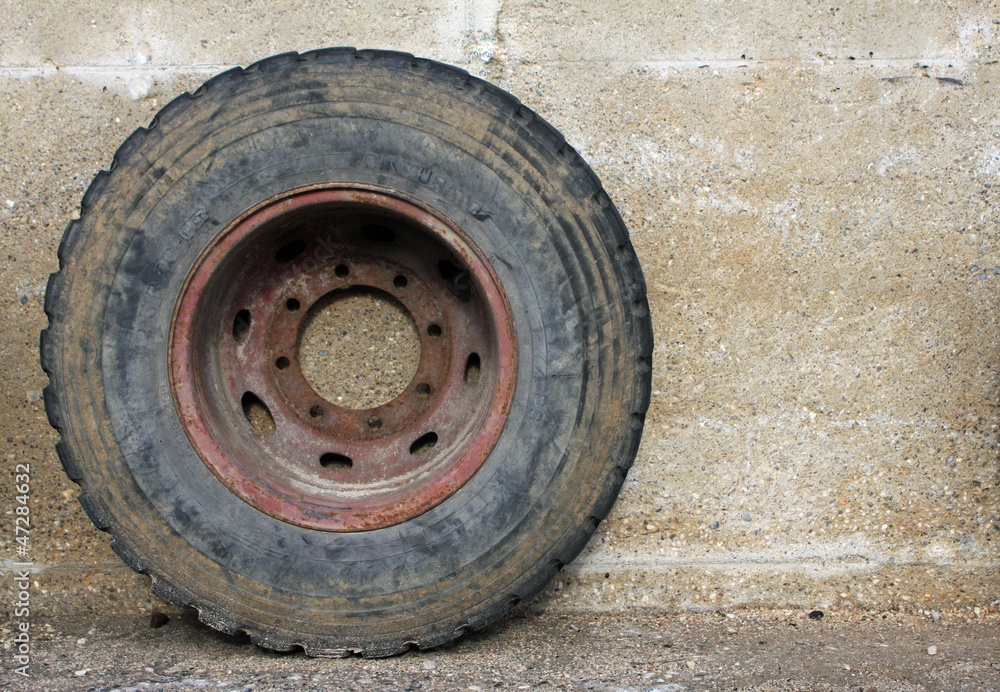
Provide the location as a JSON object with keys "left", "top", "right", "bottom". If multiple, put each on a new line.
{"left": 1, "top": 1, "right": 997, "bottom": 624}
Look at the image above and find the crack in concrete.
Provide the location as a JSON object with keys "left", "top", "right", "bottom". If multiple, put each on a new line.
{"left": 0, "top": 56, "right": 983, "bottom": 82}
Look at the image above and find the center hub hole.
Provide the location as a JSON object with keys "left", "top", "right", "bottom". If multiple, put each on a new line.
{"left": 299, "top": 287, "right": 420, "bottom": 410}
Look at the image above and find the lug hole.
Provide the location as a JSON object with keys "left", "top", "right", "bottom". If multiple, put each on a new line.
{"left": 465, "top": 353, "right": 481, "bottom": 385}
{"left": 394, "top": 275, "right": 408, "bottom": 288}
{"left": 241, "top": 392, "right": 275, "bottom": 437}
{"left": 409, "top": 432, "right": 438, "bottom": 456}
{"left": 367, "top": 416, "right": 383, "bottom": 430}
{"left": 427, "top": 323, "right": 442, "bottom": 337}
{"left": 416, "top": 382, "right": 431, "bottom": 396}
{"left": 275, "top": 238, "right": 306, "bottom": 263}
{"left": 320, "top": 452, "right": 352, "bottom": 470}
{"left": 286, "top": 298, "right": 301, "bottom": 311}
{"left": 335, "top": 263, "right": 349, "bottom": 277}
{"left": 275, "top": 356, "right": 290, "bottom": 370}
{"left": 310, "top": 405, "right": 324, "bottom": 418}
{"left": 232, "top": 309, "right": 251, "bottom": 343}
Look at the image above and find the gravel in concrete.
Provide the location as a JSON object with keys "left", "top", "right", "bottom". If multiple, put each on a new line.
{"left": 3, "top": 607, "right": 999, "bottom": 691}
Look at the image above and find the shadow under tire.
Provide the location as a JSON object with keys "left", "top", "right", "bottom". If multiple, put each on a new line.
{"left": 40, "top": 48, "right": 653, "bottom": 656}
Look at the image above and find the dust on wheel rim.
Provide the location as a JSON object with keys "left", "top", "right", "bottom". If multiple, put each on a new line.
{"left": 170, "top": 186, "right": 517, "bottom": 532}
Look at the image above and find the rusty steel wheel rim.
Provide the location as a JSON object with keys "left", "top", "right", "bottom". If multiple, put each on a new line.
{"left": 170, "top": 186, "right": 517, "bottom": 531}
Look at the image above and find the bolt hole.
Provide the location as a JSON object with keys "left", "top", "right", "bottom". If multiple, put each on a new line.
{"left": 275, "top": 356, "right": 290, "bottom": 370}
{"left": 361, "top": 224, "right": 396, "bottom": 243}
{"left": 394, "top": 275, "right": 408, "bottom": 289}
{"left": 241, "top": 392, "right": 275, "bottom": 437}
{"left": 275, "top": 238, "right": 307, "bottom": 263}
{"left": 438, "top": 259, "right": 472, "bottom": 302}
{"left": 320, "top": 452, "right": 352, "bottom": 470}
{"left": 367, "top": 416, "right": 383, "bottom": 429}
{"left": 465, "top": 353, "right": 481, "bottom": 385}
{"left": 409, "top": 432, "right": 438, "bottom": 456}
{"left": 286, "top": 298, "right": 301, "bottom": 311}
{"left": 310, "top": 405, "right": 324, "bottom": 418}
{"left": 335, "top": 264, "right": 349, "bottom": 278}
{"left": 427, "top": 323, "right": 442, "bottom": 337}
{"left": 232, "top": 309, "right": 252, "bottom": 343}
{"left": 416, "top": 382, "right": 431, "bottom": 396}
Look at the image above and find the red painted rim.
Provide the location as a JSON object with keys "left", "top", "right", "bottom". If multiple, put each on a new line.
{"left": 170, "top": 186, "right": 517, "bottom": 531}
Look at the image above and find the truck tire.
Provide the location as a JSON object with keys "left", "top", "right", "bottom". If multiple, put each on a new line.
{"left": 40, "top": 48, "right": 652, "bottom": 656}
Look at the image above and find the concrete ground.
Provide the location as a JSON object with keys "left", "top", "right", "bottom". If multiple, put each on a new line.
{"left": 5, "top": 606, "right": 1000, "bottom": 691}
{"left": 2, "top": 0, "right": 1000, "bottom": 689}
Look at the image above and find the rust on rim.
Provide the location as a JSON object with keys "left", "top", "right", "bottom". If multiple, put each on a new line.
{"left": 169, "top": 186, "right": 517, "bottom": 531}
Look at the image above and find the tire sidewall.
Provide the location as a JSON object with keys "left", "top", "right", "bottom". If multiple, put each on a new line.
{"left": 103, "top": 106, "right": 590, "bottom": 600}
